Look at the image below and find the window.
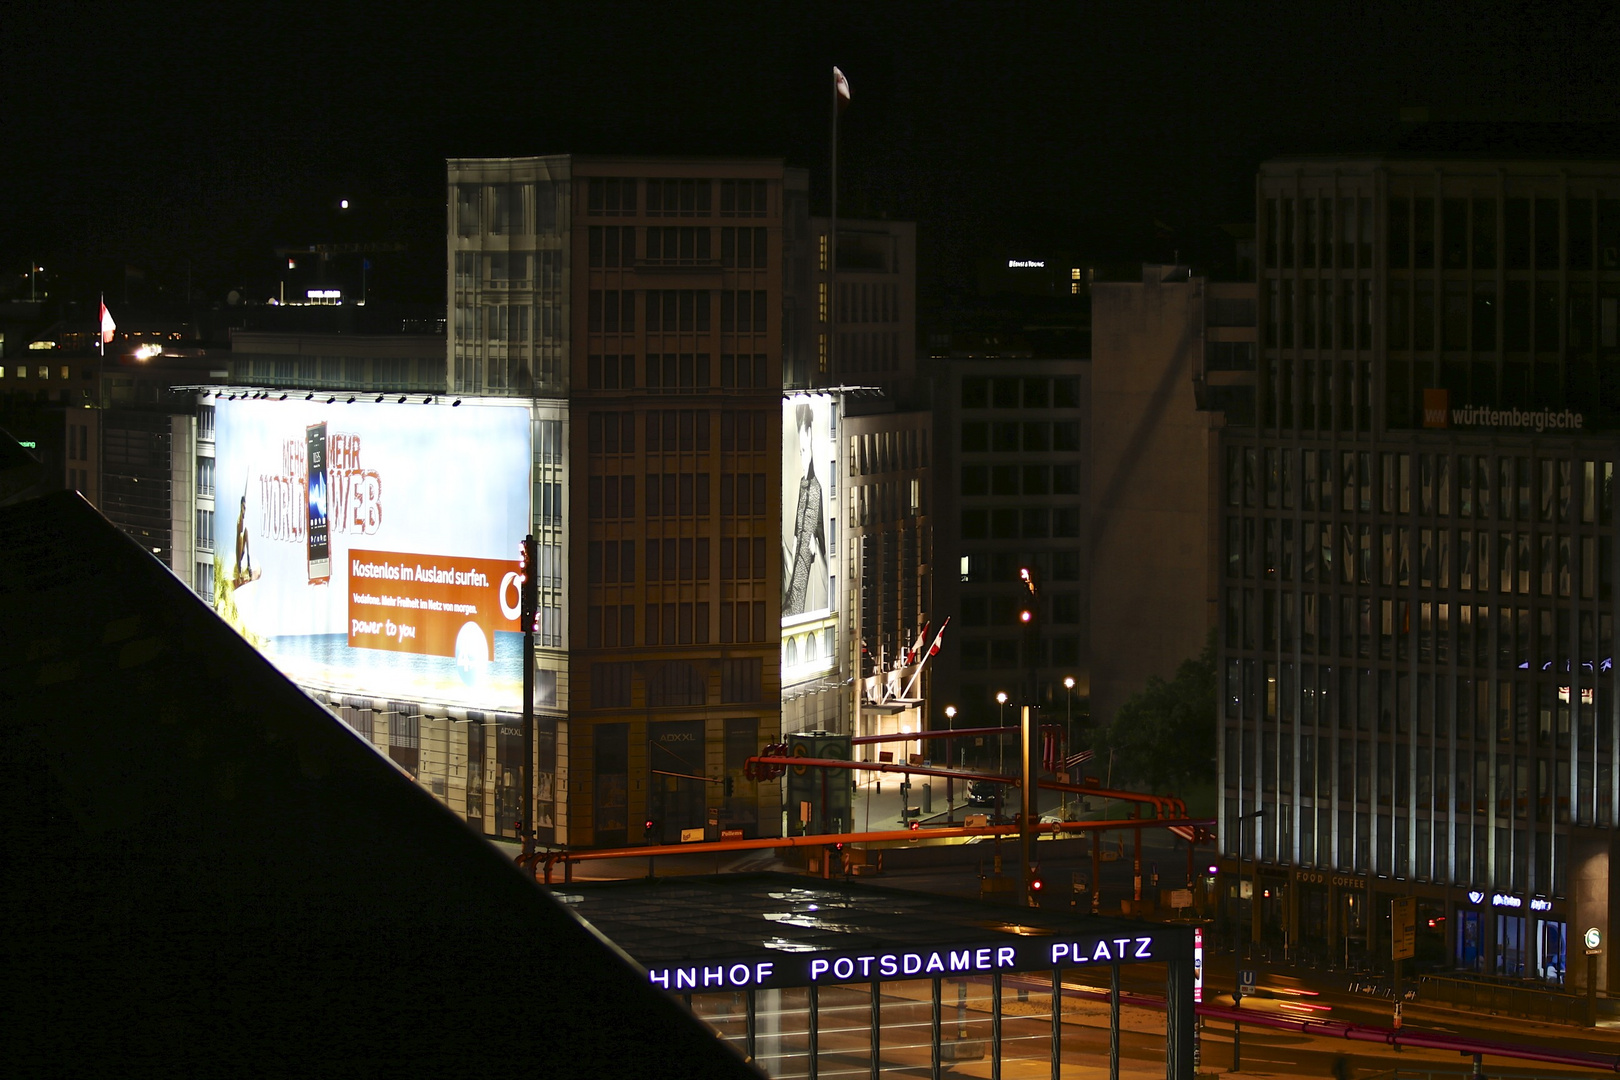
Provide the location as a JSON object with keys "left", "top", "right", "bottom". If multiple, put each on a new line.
{"left": 721, "top": 227, "right": 768, "bottom": 268}
{"left": 195, "top": 509, "right": 214, "bottom": 552}
{"left": 720, "top": 179, "right": 767, "bottom": 217}
{"left": 646, "top": 290, "right": 712, "bottom": 333}
{"left": 588, "top": 225, "right": 636, "bottom": 267}
{"left": 646, "top": 226, "right": 712, "bottom": 264}
{"left": 646, "top": 356, "right": 712, "bottom": 391}
{"left": 587, "top": 177, "right": 637, "bottom": 215}
{"left": 591, "top": 663, "right": 632, "bottom": 708}
{"left": 720, "top": 290, "right": 770, "bottom": 333}
{"left": 646, "top": 178, "right": 711, "bottom": 216}
{"left": 197, "top": 457, "right": 215, "bottom": 495}
{"left": 721, "top": 658, "right": 763, "bottom": 702}
{"left": 456, "top": 184, "right": 480, "bottom": 235}
{"left": 587, "top": 356, "right": 637, "bottom": 390}
{"left": 960, "top": 422, "right": 987, "bottom": 452}
{"left": 720, "top": 353, "right": 767, "bottom": 388}
{"left": 588, "top": 290, "right": 636, "bottom": 333}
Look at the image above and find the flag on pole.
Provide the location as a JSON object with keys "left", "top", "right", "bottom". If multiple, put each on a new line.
{"left": 99, "top": 300, "right": 117, "bottom": 344}
{"left": 833, "top": 66, "right": 851, "bottom": 107}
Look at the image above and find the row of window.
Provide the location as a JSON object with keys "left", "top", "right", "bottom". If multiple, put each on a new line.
{"left": 835, "top": 282, "right": 903, "bottom": 325}
{"left": 586, "top": 225, "right": 769, "bottom": 268}
{"left": 586, "top": 177, "right": 769, "bottom": 218}
{"left": 584, "top": 473, "right": 770, "bottom": 519}
{"left": 851, "top": 428, "right": 928, "bottom": 476}
{"left": 959, "top": 551, "right": 1083, "bottom": 583}
{"left": 956, "top": 636, "right": 1083, "bottom": 670}
{"left": 1224, "top": 660, "right": 1614, "bottom": 748}
{"left": 0, "top": 364, "right": 76, "bottom": 380}
{"left": 1226, "top": 589, "right": 1615, "bottom": 669}
{"left": 585, "top": 601, "right": 774, "bottom": 650}
{"left": 586, "top": 289, "right": 771, "bottom": 335}
{"left": 1228, "top": 447, "right": 1617, "bottom": 524}
{"left": 454, "top": 181, "right": 560, "bottom": 237}
{"left": 452, "top": 250, "right": 562, "bottom": 290}
{"left": 585, "top": 353, "right": 773, "bottom": 390}
{"left": 960, "top": 507, "right": 1081, "bottom": 540}
{"left": 959, "top": 376, "right": 1083, "bottom": 410}
{"left": 590, "top": 658, "right": 764, "bottom": 710}
{"left": 959, "top": 593, "right": 1082, "bottom": 626}
{"left": 961, "top": 463, "right": 1082, "bottom": 497}
{"left": 584, "top": 409, "right": 773, "bottom": 454}
{"left": 1263, "top": 195, "right": 1373, "bottom": 270}
{"left": 1229, "top": 519, "right": 1612, "bottom": 598}
{"left": 588, "top": 537, "right": 768, "bottom": 584}
{"left": 960, "top": 420, "right": 1082, "bottom": 454}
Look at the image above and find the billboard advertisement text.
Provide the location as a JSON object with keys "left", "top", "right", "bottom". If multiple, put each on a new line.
{"left": 214, "top": 398, "right": 532, "bottom": 709}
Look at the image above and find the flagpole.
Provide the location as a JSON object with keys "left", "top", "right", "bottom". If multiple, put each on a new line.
{"left": 829, "top": 68, "right": 839, "bottom": 383}
{"left": 99, "top": 293, "right": 104, "bottom": 358}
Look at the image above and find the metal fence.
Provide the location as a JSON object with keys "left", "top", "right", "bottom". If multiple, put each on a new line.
{"left": 1415, "top": 973, "right": 1585, "bottom": 1024}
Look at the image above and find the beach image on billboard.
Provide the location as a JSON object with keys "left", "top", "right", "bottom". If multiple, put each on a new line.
{"left": 213, "top": 398, "right": 532, "bottom": 710}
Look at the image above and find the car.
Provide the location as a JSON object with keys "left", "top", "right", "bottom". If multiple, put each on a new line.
{"left": 967, "top": 780, "right": 1001, "bottom": 807}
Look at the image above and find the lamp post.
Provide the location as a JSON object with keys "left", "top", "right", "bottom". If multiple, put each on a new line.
{"left": 996, "top": 692, "right": 1008, "bottom": 775}
{"left": 1063, "top": 676, "right": 1076, "bottom": 816}
{"left": 943, "top": 705, "right": 957, "bottom": 820}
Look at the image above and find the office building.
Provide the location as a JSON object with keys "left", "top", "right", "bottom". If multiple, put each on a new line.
{"left": 930, "top": 353, "right": 1090, "bottom": 758}
{"left": 1220, "top": 127, "right": 1620, "bottom": 994}
{"left": 447, "top": 155, "right": 808, "bottom": 844}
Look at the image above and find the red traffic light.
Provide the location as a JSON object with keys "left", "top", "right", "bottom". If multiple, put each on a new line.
{"left": 1019, "top": 609, "right": 1033, "bottom": 623}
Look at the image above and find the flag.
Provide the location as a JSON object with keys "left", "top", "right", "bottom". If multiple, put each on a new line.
{"left": 833, "top": 66, "right": 851, "bottom": 107}
{"left": 99, "top": 301, "right": 116, "bottom": 344}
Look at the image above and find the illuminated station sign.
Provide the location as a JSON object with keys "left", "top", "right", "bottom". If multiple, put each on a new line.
{"left": 649, "top": 930, "right": 1170, "bottom": 992}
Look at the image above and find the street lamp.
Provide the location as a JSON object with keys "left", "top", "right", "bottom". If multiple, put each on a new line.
{"left": 944, "top": 705, "right": 957, "bottom": 818}
{"left": 1063, "top": 676, "right": 1076, "bottom": 816}
{"left": 996, "top": 691, "right": 1009, "bottom": 775}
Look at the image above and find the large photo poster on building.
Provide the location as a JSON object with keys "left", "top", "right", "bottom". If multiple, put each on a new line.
{"left": 213, "top": 398, "right": 532, "bottom": 710}
{"left": 782, "top": 393, "right": 837, "bottom": 685}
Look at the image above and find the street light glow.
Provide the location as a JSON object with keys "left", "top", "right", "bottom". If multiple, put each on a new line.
{"left": 996, "top": 692, "right": 1008, "bottom": 705}
{"left": 1064, "top": 676, "right": 1075, "bottom": 689}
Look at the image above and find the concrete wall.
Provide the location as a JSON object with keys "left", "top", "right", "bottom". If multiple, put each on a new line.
{"left": 1088, "top": 268, "right": 1221, "bottom": 728}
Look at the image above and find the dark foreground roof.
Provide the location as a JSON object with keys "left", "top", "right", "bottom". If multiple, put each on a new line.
{"left": 0, "top": 490, "right": 758, "bottom": 1079}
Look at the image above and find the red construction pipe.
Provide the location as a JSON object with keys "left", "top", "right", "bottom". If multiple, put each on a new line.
{"left": 748, "top": 755, "right": 1188, "bottom": 819}
{"left": 531, "top": 817, "right": 1216, "bottom": 882}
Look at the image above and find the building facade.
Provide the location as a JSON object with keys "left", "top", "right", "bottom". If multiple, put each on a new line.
{"left": 447, "top": 156, "right": 812, "bottom": 845}
{"left": 1220, "top": 140, "right": 1620, "bottom": 993}
{"left": 930, "top": 355, "right": 1090, "bottom": 760}
{"left": 1089, "top": 267, "right": 1254, "bottom": 729}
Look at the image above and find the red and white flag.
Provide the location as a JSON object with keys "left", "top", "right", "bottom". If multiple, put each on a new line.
{"left": 833, "top": 66, "right": 851, "bottom": 106}
{"left": 99, "top": 301, "right": 117, "bottom": 344}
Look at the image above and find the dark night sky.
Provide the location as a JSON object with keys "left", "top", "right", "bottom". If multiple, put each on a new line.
{"left": 6, "top": 1, "right": 1620, "bottom": 308}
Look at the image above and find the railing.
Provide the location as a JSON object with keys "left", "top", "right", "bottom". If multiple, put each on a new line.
{"left": 1361, "top": 1069, "right": 1576, "bottom": 1080}
{"left": 1416, "top": 973, "right": 1585, "bottom": 1024}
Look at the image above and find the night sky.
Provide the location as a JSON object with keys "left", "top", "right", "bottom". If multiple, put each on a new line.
{"left": 7, "top": 1, "right": 1620, "bottom": 310}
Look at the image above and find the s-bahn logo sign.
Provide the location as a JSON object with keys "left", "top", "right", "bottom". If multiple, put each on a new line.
{"left": 647, "top": 931, "right": 1174, "bottom": 992}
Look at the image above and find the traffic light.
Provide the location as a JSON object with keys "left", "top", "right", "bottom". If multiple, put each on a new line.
{"left": 1029, "top": 867, "right": 1045, "bottom": 901}
{"left": 643, "top": 818, "right": 657, "bottom": 841}
{"left": 724, "top": 776, "right": 735, "bottom": 797}
{"left": 518, "top": 534, "right": 539, "bottom": 631}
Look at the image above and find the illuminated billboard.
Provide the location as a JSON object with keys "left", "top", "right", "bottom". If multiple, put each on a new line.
{"left": 213, "top": 398, "right": 532, "bottom": 710}
{"left": 782, "top": 393, "right": 837, "bottom": 685}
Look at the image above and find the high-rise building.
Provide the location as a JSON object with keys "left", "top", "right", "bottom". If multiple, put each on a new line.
{"left": 930, "top": 353, "right": 1090, "bottom": 753}
{"left": 447, "top": 156, "right": 808, "bottom": 845}
{"left": 1220, "top": 127, "right": 1620, "bottom": 994}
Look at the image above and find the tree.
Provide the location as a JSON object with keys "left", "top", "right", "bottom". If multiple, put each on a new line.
{"left": 1096, "top": 630, "right": 1216, "bottom": 791}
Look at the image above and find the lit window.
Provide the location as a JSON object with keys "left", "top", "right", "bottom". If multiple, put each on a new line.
{"left": 1071, "top": 283, "right": 1080, "bottom": 294}
{"left": 60, "top": 366, "right": 69, "bottom": 379}
{"left": 1071, "top": 267, "right": 1081, "bottom": 280}
{"left": 819, "top": 233, "right": 828, "bottom": 272}
{"left": 38, "top": 365, "right": 49, "bottom": 379}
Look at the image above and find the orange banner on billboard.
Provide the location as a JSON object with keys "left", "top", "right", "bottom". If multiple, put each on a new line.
{"left": 347, "top": 549, "right": 522, "bottom": 659}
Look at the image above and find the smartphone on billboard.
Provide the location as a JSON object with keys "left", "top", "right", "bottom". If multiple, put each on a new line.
{"left": 306, "top": 421, "right": 331, "bottom": 584}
